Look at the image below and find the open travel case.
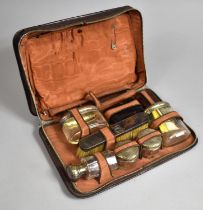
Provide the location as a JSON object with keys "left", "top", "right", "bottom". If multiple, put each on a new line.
{"left": 13, "top": 6, "right": 198, "bottom": 197}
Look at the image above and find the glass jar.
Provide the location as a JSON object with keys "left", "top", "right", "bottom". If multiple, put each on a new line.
{"left": 137, "top": 128, "right": 162, "bottom": 158}
{"left": 115, "top": 140, "right": 140, "bottom": 167}
{"left": 61, "top": 105, "right": 108, "bottom": 144}
{"left": 145, "top": 102, "right": 191, "bottom": 147}
{"left": 66, "top": 150, "right": 118, "bottom": 181}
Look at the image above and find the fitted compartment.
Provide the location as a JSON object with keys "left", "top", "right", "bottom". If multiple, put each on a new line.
{"left": 42, "top": 116, "right": 196, "bottom": 194}
{"left": 41, "top": 88, "right": 197, "bottom": 194}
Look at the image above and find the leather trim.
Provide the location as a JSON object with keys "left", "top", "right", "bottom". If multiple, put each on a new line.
{"left": 70, "top": 108, "right": 90, "bottom": 137}
{"left": 94, "top": 152, "right": 113, "bottom": 184}
{"left": 150, "top": 111, "right": 182, "bottom": 129}
{"left": 100, "top": 127, "right": 115, "bottom": 150}
{"left": 98, "top": 89, "right": 136, "bottom": 111}
{"left": 140, "top": 90, "right": 155, "bottom": 105}
{"left": 137, "top": 131, "right": 161, "bottom": 145}
{"left": 114, "top": 141, "right": 139, "bottom": 154}
{"left": 104, "top": 99, "right": 139, "bottom": 120}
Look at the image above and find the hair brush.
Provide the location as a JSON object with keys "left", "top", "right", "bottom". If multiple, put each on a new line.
{"left": 76, "top": 112, "right": 148, "bottom": 157}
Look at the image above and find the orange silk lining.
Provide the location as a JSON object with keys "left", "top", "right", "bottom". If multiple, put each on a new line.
{"left": 19, "top": 11, "right": 146, "bottom": 118}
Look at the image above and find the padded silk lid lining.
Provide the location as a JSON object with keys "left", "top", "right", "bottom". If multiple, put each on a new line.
{"left": 18, "top": 11, "right": 146, "bottom": 119}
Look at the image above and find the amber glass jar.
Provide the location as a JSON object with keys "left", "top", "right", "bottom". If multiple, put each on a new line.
{"left": 145, "top": 102, "right": 191, "bottom": 147}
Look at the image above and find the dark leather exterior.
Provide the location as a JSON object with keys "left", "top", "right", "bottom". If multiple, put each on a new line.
{"left": 13, "top": 6, "right": 198, "bottom": 198}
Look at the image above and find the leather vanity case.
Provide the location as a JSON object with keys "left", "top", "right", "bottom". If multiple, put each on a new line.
{"left": 13, "top": 6, "right": 198, "bottom": 197}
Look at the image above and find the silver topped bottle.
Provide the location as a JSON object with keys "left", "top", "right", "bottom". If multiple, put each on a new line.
{"left": 66, "top": 151, "right": 118, "bottom": 181}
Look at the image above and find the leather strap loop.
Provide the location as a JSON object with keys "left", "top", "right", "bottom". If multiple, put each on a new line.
{"left": 100, "top": 127, "right": 116, "bottom": 150}
{"left": 100, "top": 89, "right": 136, "bottom": 111}
{"left": 140, "top": 90, "right": 155, "bottom": 105}
{"left": 137, "top": 131, "right": 161, "bottom": 145}
{"left": 70, "top": 108, "right": 90, "bottom": 137}
{"left": 87, "top": 91, "right": 102, "bottom": 110}
{"left": 150, "top": 111, "right": 182, "bottom": 129}
{"left": 114, "top": 141, "right": 139, "bottom": 154}
{"left": 87, "top": 89, "right": 136, "bottom": 111}
{"left": 94, "top": 152, "right": 112, "bottom": 184}
{"left": 104, "top": 99, "right": 140, "bottom": 120}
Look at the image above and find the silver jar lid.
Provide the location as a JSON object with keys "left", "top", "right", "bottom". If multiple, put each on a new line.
{"left": 137, "top": 128, "right": 162, "bottom": 158}
{"left": 145, "top": 101, "right": 170, "bottom": 115}
{"left": 115, "top": 140, "right": 139, "bottom": 167}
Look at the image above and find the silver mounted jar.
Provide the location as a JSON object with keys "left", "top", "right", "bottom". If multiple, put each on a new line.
{"left": 60, "top": 105, "right": 108, "bottom": 144}
{"left": 66, "top": 150, "right": 118, "bottom": 181}
{"left": 137, "top": 128, "right": 162, "bottom": 158}
{"left": 145, "top": 101, "right": 191, "bottom": 147}
{"left": 115, "top": 140, "right": 140, "bottom": 167}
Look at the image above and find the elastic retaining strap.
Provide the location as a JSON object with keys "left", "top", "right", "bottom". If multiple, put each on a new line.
{"left": 150, "top": 111, "right": 182, "bottom": 129}
{"left": 140, "top": 90, "right": 155, "bottom": 105}
{"left": 94, "top": 152, "right": 112, "bottom": 184}
{"left": 87, "top": 89, "right": 136, "bottom": 111}
{"left": 104, "top": 99, "right": 140, "bottom": 120}
{"left": 100, "top": 127, "right": 116, "bottom": 150}
{"left": 137, "top": 131, "right": 161, "bottom": 145}
{"left": 114, "top": 141, "right": 139, "bottom": 154}
{"left": 70, "top": 108, "right": 90, "bottom": 137}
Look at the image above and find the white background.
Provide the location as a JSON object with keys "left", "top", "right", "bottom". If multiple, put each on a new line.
{"left": 0, "top": 0, "right": 202, "bottom": 209}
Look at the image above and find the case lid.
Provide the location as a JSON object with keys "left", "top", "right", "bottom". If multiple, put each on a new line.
{"left": 13, "top": 6, "right": 146, "bottom": 120}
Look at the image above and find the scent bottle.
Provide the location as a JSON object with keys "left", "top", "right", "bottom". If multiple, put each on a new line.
{"left": 66, "top": 151, "right": 118, "bottom": 181}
